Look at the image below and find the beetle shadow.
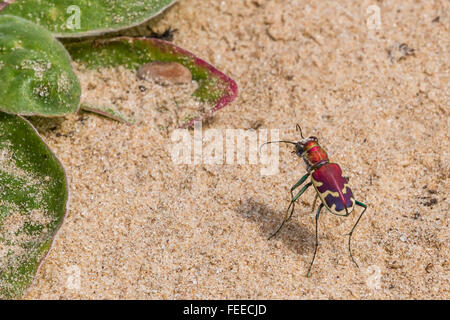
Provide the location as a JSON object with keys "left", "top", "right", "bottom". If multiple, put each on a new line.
{"left": 235, "top": 198, "right": 314, "bottom": 255}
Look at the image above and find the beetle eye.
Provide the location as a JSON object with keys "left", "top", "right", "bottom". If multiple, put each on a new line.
{"left": 310, "top": 136, "right": 318, "bottom": 142}
{"left": 296, "top": 145, "right": 304, "bottom": 156}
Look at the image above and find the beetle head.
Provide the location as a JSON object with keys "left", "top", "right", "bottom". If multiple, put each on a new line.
{"left": 294, "top": 136, "right": 319, "bottom": 157}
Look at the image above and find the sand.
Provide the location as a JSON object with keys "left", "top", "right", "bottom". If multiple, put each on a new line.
{"left": 21, "top": 0, "right": 448, "bottom": 299}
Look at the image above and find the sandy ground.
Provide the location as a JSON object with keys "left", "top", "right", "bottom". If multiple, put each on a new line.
{"left": 22, "top": 0, "right": 448, "bottom": 299}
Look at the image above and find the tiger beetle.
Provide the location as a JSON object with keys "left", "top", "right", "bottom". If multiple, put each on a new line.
{"left": 262, "top": 124, "right": 368, "bottom": 277}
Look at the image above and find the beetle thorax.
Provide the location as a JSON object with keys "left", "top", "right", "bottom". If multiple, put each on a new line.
{"left": 302, "top": 141, "right": 329, "bottom": 169}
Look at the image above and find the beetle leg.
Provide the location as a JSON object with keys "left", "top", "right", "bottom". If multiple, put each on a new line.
{"left": 285, "top": 172, "right": 310, "bottom": 221}
{"left": 310, "top": 193, "right": 318, "bottom": 215}
{"left": 268, "top": 181, "right": 312, "bottom": 240}
{"left": 284, "top": 172, "right": 310, "bottom": 223}
{"left": 306, "top": 203, "right": 324, "bottom": 277}
{"left": 290, "top": 172, "right": 311, "bottom": 194}
{"left": 345, "top": 200, "right": 368, "bottom": 268}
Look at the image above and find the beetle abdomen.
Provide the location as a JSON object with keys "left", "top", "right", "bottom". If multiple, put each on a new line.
{"left": 311, "top": 163, "right": 355, "bottom": 215}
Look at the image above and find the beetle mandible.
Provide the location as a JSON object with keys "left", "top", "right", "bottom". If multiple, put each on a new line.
{"left": 262, "top": 124, "right": 368, "bottom": 277}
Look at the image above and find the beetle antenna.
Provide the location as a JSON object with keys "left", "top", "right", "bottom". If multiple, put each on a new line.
{"left": 259, "top": 140, "right": 296, "bottom": 153}
{"left": 296, "top": 124, "right": 305, "bottom": 139}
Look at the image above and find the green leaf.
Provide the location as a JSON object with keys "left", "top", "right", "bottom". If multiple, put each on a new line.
{"left": 0, "top": 15, "right": 81, "bottom": 116}
{"left": 66, "top": 37, "right": 238, "bottom": 127}
{"left": 0, "top": 0, "right": 176, "bottom": 37}
{"left": 0, "top": 112, "right": 68, "bottom": 299}
{"left": 81, "top": 103, "right": 134, "bottom": 124}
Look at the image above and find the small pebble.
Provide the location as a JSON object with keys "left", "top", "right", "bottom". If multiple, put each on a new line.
{"left": 399, "top": 160, "right": 410, "bottom": 167}
{"left": 137, "top": 61, "right": 192, "bottom": 85}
